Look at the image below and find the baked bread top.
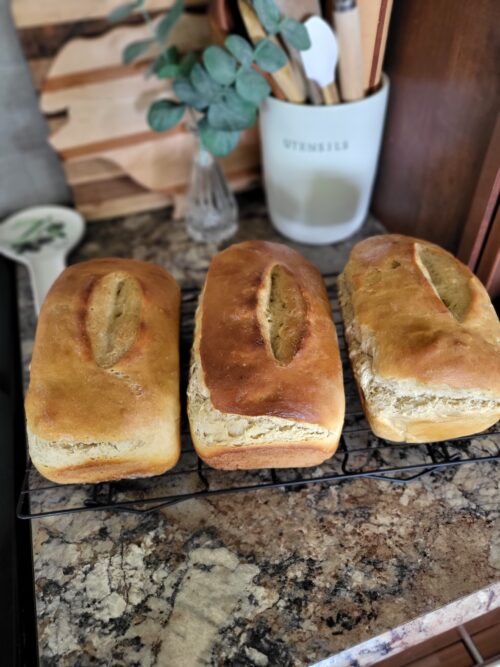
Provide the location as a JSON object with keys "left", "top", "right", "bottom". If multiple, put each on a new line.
{"left": 199, "top": 240, "right": 343, "bottom": 430}
{"left": 25, "top": 257, "right": 180, "bottom": 444}
{"left": 340, "top": 234, "right": 500, "bottom": 396}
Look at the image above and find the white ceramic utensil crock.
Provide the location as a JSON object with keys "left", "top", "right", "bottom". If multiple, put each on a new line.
{"left": 259, "top": 75, "right": 389, "bottom": 245}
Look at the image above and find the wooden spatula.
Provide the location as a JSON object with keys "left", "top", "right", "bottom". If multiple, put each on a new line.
{"left": 326, "top": 0, "right": 393, "bottom": 93}
{"left": 238, "top": 0, "right": 306, "bottom": 103}
{"left": 274, "top": 0, "right": 325, "bottom": 104}
{"left": 331, "top": 0, "right": 365, "bottom": 101}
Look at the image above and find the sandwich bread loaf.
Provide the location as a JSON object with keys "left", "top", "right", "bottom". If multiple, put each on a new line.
{"left": 338, "top": 235, "right": 500, "bottom": 442}
{"left": 25, "top": 258, "right": 181, "bottom": 483}
{"left": 188, "top": 241, "right": 345, "bottom": 469}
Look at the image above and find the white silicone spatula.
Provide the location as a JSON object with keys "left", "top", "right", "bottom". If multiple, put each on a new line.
{"left": 300, "top": 16, "right": 340, "bottom": 104}
{"left": 0, "top": 206, "right": 85, "bottom": 314}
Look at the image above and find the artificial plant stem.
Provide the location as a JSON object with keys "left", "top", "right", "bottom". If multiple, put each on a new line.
{"left": 141, "top": 6, "right": 158, "bottom": 41}
{"left": 187, "top": 108, "right": 198, "bottom": 129}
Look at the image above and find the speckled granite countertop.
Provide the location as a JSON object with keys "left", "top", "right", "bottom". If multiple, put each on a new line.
{"left": 17, "top": 192, "right": 500, "bottom": 667}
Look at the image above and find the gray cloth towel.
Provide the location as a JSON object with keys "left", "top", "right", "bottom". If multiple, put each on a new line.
{"left": 0, "top": 0, "right": 70, "bottom": 218}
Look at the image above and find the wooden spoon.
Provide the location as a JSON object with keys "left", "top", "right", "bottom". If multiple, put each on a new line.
{"left": 208, "top": 0, "right": 234, "bottom": 45}
{"left": 274, "top": 0, "right": 326, "bottom": 104}
{"left": 238, "top": 0, "right": 306, "bottom": 103}
{"left": 333, "top": 0, "right": 365, "bottom": 101}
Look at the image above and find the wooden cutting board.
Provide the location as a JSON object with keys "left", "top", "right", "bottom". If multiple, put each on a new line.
{"left": 274, "top": 0, "right": 321, "bottom": 21}
{"left": 12, "top": 0, "right": 261, "bottom": 220}
{"left": 11, "top": 0, "right": 206, "bottom": 28}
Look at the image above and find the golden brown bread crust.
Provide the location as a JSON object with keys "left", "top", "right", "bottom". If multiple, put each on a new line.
{"left": 199, "top": 241, "right": 344, "bottom": 430}
{"left": 353, "top": 371, "right": 499, "bottom": 443}
{"left": 190, "top": 434, "right": 340, "bottom": 470}
{"left": 25, "top": 258, "right": 181, "bottom": 483}
{"left": 188, "top": 241, "right": 345, "bottom": 469}
{"left": 338, "top": 234, "right": 500, "bottom": 443}
{"left": 363, "top": 409, "right": 500, "bottom": 443}
{"left": 31, "top": 450, "right": 178, "bottom": 485}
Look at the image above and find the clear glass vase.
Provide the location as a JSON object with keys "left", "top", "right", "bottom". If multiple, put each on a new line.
{"left": 185, "top": 140, "right": 238, "bottom": 243}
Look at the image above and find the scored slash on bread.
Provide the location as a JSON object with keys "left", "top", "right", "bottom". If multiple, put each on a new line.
{"left": 338, "top": 235, "right": 500, "bottom": 443}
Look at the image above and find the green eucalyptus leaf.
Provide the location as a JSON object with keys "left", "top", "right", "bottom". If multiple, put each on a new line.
{"left": 235, "top": 67, "right": 271, "bottom": 105}
{"left": 202, "top": 45, "right": 237, "bottom": 86}
{"left": 122, "top": 38, "right": 154, "bottom": 65}
{"left": 190, "top": 64, "right": 223, "bottom": 102}
{"left": 173, "top": 78, "right": 208, "bottom": 110}
{"left": 152, "top": 46, "right": 179, "bottom": 78}
{"left": 107, "top": 1, "right": 141, "bottom": 23}
{"left": 224, "top": 34, "right": 254, "bottom": 66}
{"left": 178, "top": 52, "right": 197, "bottom": 76}
{"left": 253, "top": 0, "right": 281, "bottom": 34}
{"left": 198, "top": 119, "right": 240, "bottom": 157}
{"left": 157, "top": 63, "right": 180, "bottom": 78}
{"left": 208, "top": 89, "right": 256, "bottom": 131}
{"left": 147, "top": 100, "right": 185, "bottom": 132}
{"left": 279, "top": 17, "right": 311, "bottom": 51}
{"left": 156, "top": 0, "right": 184, "bottom": 42}
{"left": 253, "top": 38, "right": 287, "bottom": 72}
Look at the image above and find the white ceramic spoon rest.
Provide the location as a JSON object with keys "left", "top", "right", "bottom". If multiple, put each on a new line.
{"left": 0, "top": 206, "right": 85, "bottom": 315}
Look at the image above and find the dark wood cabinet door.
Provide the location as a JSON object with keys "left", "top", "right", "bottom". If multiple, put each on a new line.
{"left": 372, "top": 0, "right": 500, "bottom": 255}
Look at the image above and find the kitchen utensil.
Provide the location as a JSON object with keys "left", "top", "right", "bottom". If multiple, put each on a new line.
{"left": 326, "top": 0, "right": 393, "bottom": 93}
{"left": 274, "top": 0, "right": 325, "bottom": 104}
{"left": 300, "top": 16, "right": 340, "bottom": 104}
{"left": 305, "top": 80, "right": 325, "bottom": 105}
{"left": 333, "top": 0, "right": 365, "bottom": 101}
{"left": 286, "top": 47, "right": 324, "bottom": 104}
{"left": 358, "top": 0, "right": 393, "bottom": 92}
{"left": 0, "top": 206, "right": 85, "bottom": 314}
{"left": 208, "top": 0, "right": 234, "bottom": 45}
{"left": 238, "top": 0, "right": 306, "bottom": 103}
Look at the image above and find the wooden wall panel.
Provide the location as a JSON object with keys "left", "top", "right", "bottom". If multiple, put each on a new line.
{"left": 458, "top": 115, "right": 500, "bottom": 271}
{"left": 372, "top": 0, "right": 500, "bottom": 252}
{"left": 476, "top": 206, "right": 500, "bottom": 298}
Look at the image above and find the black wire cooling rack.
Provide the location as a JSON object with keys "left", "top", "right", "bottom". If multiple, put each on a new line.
{"left": 17, "top": 274, "right": 500, "bottom": 519}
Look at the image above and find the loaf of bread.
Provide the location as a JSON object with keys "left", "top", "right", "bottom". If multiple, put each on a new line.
{"left": 25, "top": 258, "right": 181, "bottom": 483}
{"left": 338, "top": 235, "right": 500, "bottom": 443}
{"left": 187, "top": 241, "right": 345, "bottom": 469}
